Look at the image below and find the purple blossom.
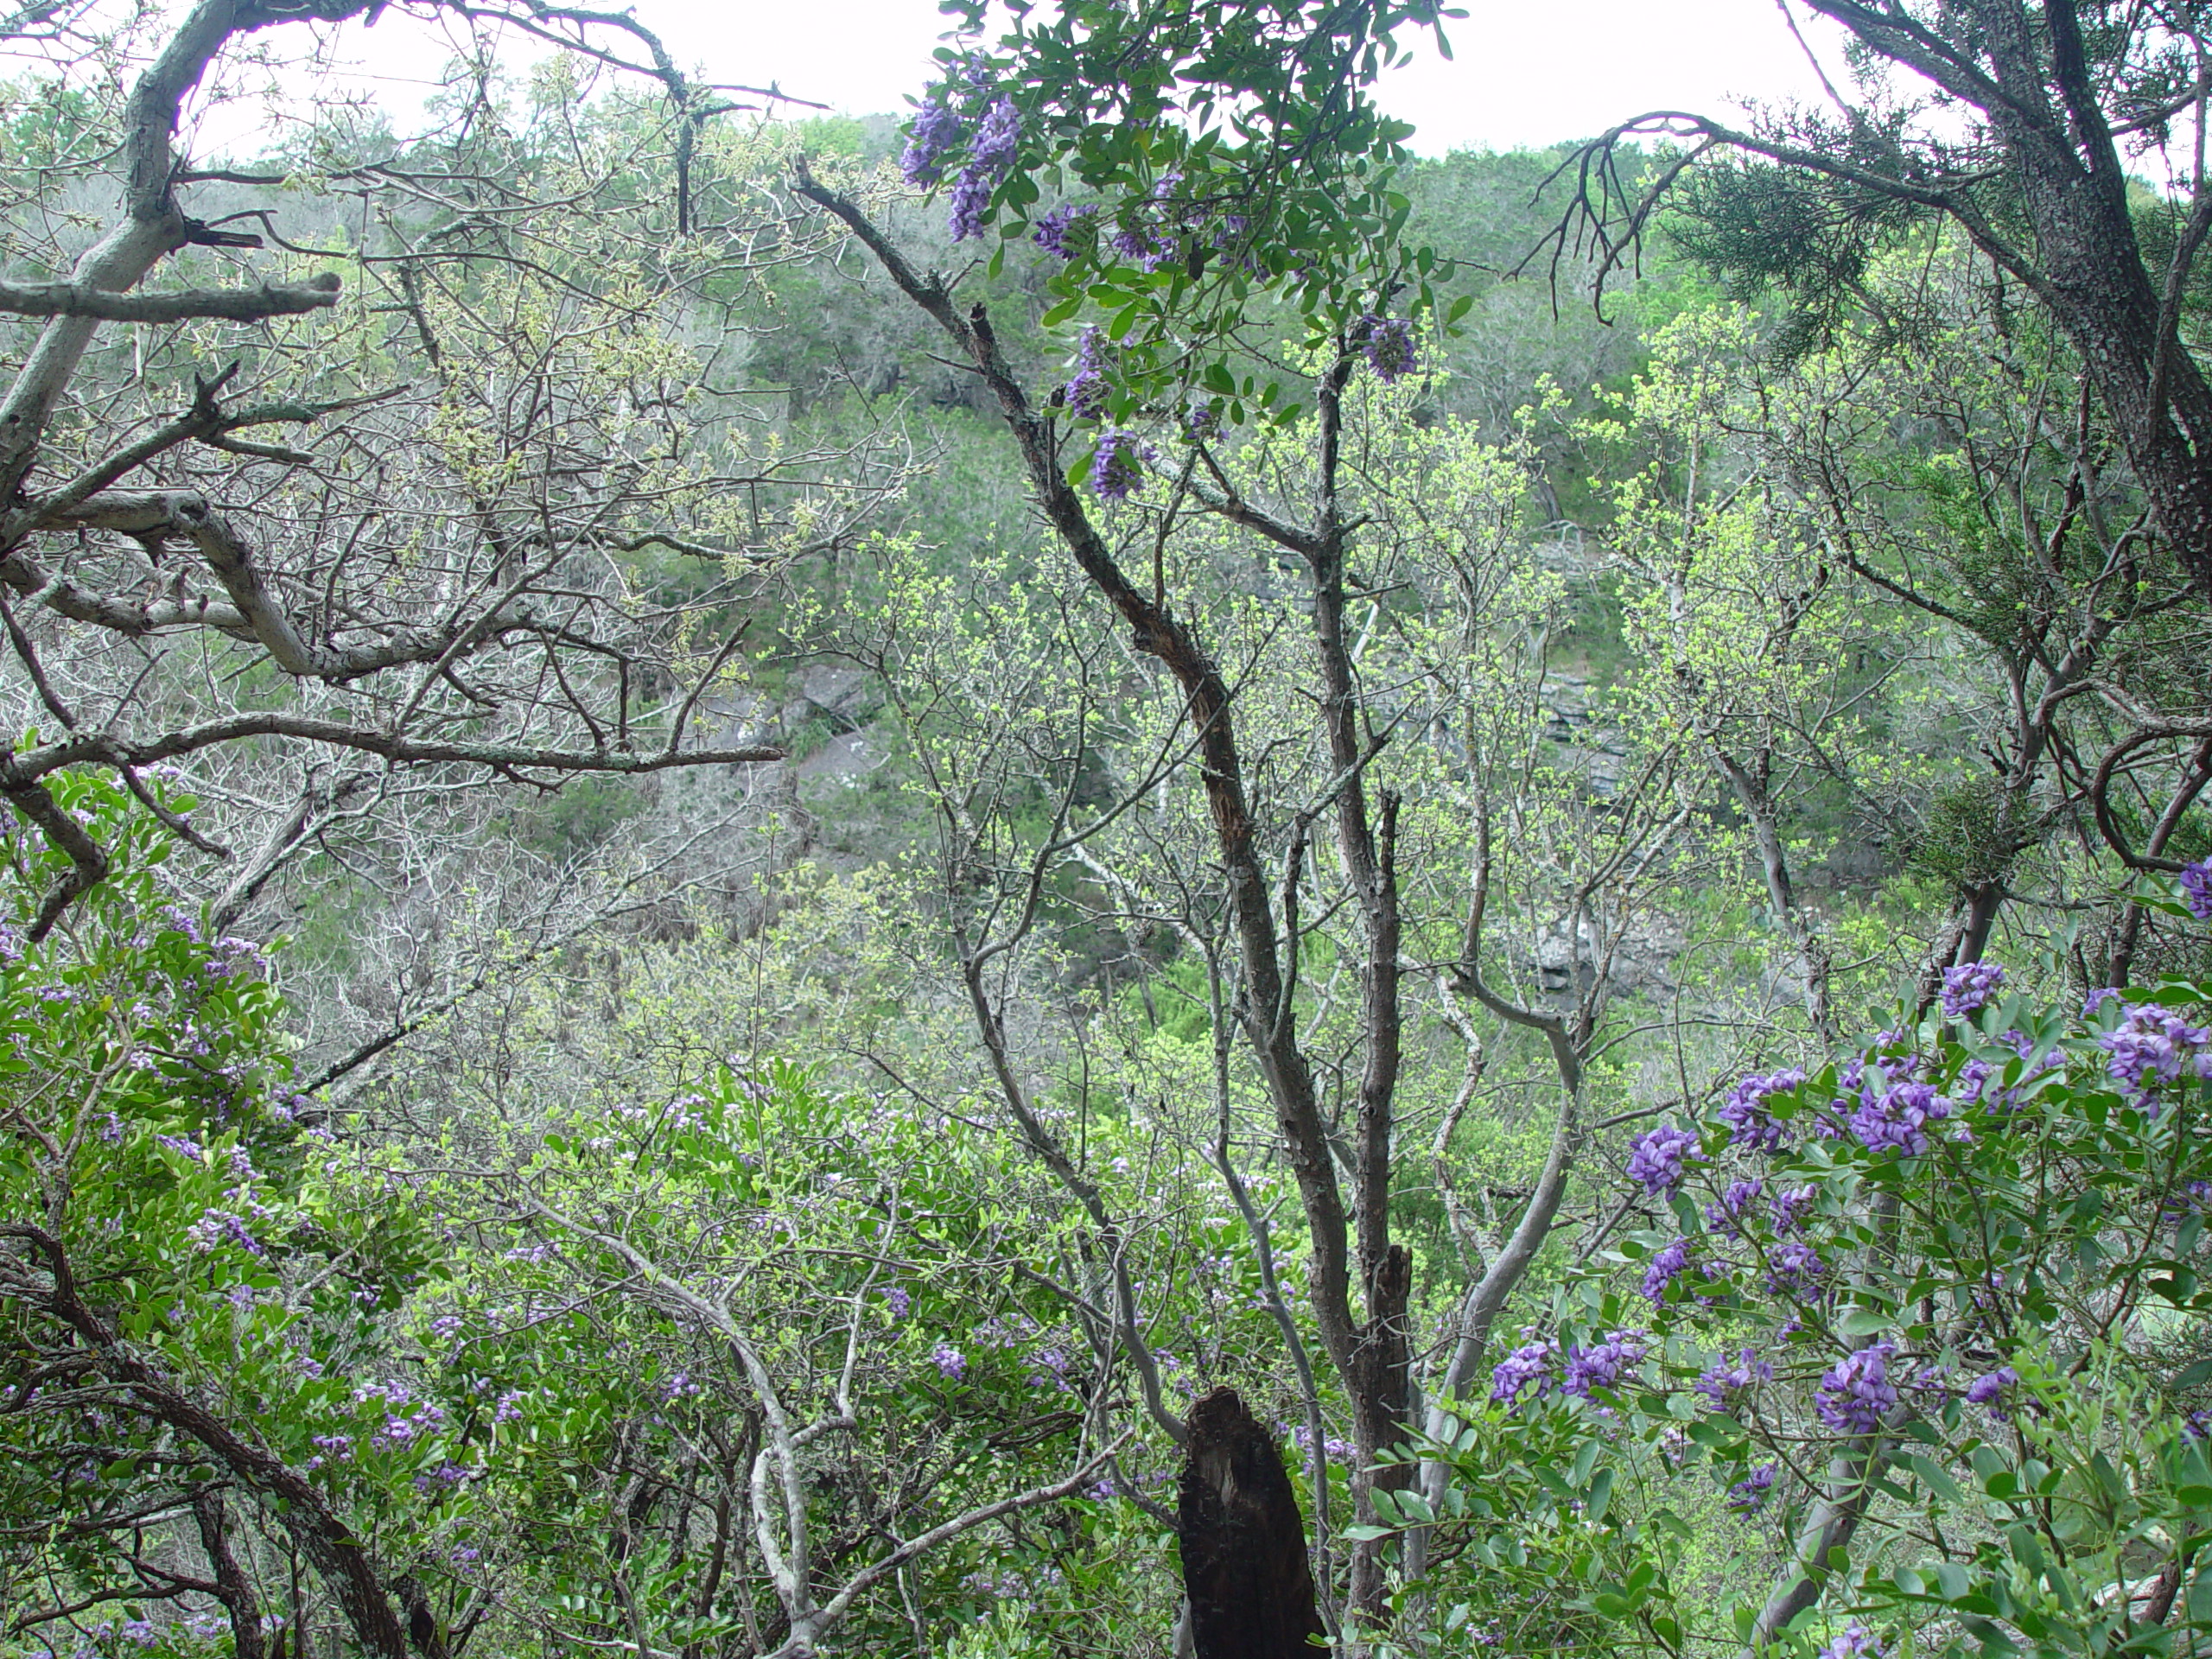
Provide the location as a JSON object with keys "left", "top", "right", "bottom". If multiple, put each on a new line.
{"left": 2101, "top": 1002, "right": 2212, "bottom": 1112}
{"left": 1490, "top": 1338, "right": 1558, "bottom": 1408}
{"left": 416, "top": 1459, "right": 474, "bottom": 1492}
{"left": 1560, "top": 1329, "right": 1648, "bottom": 1400}
{"left": 1719, "top": 1068, "right": 1803, "bottom": 1153}
{"left": 1109, "top": 222, "right": 1172, "bottom": 270}
{"left": 491, "top": 1389, "right": 525, "bottom": 1424}
{"left": 1816, "top": 1343, "right": 1898, "bottom": 1435}
{"left": 1694, "top": 1348, "right": 1772, "bottom": 1410}
{"left": 1626, "top": 1123, "right": 1701, "bottom": 1196}
{"left": 2179, "top": 857, "right": 2212, "bottom": 921}
{"left": 949, "top": 167, "right": 992, "bottom": 241}
{"left": 1641, "top": 1236, "right": 1694, "bottom": 1304}
{"left": 1770, "top": 1183, "right": 1816, "bottom": 1234}
{"left": 1091, "top": 429, "right": 1149, "bottom": 501}
{"left": 1355, "top": 313, "right": 1417, "bottom": 383}
{"left": 186, "top": 1207, "right": 264, "bottom": 1255}
{"left": 931, "top": 1342, "right": 967, "bottom": 1379}
{"left": 1183, "top": 401, "right": 1222, "bottom": 443}
{"left": 1965, "top": 1365, "right": 2018, "bottom": 1421}
{"left": 948, "top": 97, "right": 1020, "bottom": 241}
{"left": 1062, "top": 325, "right": 1109, "bottom": 420}
{"left": 1706, "top": 1177, "right": 1764, "bottom": 1237}
{"left": 1954, "top": 1057, "right": 1998, "bottom": 1108}
{"left": 880, "top": 1285, "right": 912, "bottom": 1319}
{"left": 970, "top": 97, "right": 1020, "bottom": 172}
{"left": 1033, "top": 202, "right": 1096, "bottom": 258}
{"left": 1849, "top": 1081, "right": 1951, "bottom": 1155}
{"left": 900, "top": 100, "right": 963, "bottom": 186}
{"left": 2165, "top": 1179, "right": 2212, "bottom": 1221}
{"left": 1817, "top": 1622, "right": 1884, "bottom": 1659}
{"left": 1728, "top": 1461, "right": 1777, "bottom": 1513}
{"left": 1765, "top": 1239, "right": 1827, "bottom": 1300}
{"left": 2085, "top": 987, "right": 2122, "bottom": 1019}
{"left": 1942, "top": 961, "right": 2005, "bottom": 1018}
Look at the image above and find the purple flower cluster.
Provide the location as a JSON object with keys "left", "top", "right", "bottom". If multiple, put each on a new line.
{"left": 1641, "top": 1236, "right": 1694, "bottom": 1304}
{"left": 1101, "top": 171, "right": 1194, "bottom": 271}
{"left": 1627, "top": 1123, "right": 1701, "bottom": 1196}
{"left": 948, "top": 96, "right": 1021, "bottom": 241}
{"left": 931, "top": 1341, "right": 967, "bottom": 1379}
{"left": 1941, "top": 960, "right": 2005, "bottom": 1019}
{"left": 2166, "top": 1179, "right": 2212, "bottom": 1221}
{"left": 1354, "top": 314, "right": 1417, "bottom": 383}
{"left": 1818, "top": 1623, "right": 1883, "bottom": 1659}
{"left": 1719, "top": 1068, "right": 1803, "bottom": 1152}
{"left": 1694, "top": 1348, "right": 1772, "bottom": 1410}
{"left": 1764, "top": 1239, "right": 1827, "bottom": 1300}
{"left": 2101, "top": 1001, "right": 2212, "bottom": 1112}
{"left": 1815, "top": 1343, "right": 1898, "bottom": 1435}
{"left": 1706, "top": 1176, "right": 1764, "bottom": 1238}
{"left": 1110, "top": 222, "right": 1173, "bottom": 270}
{"left": 2180, "top": 856, "right": 2212, "bottom": 922}
{"left": 1965, "top": 1365, "right": 2018, "bottom": 1420}
{"left": 186, "top": 1206, "right": 265, "bottom": 1255}
{"left": 1183, "top": 401, "right": 1223, "bottom": 444}
{"left": 355, "top": 1380, "right": 448, "bottom": 1450}
{"left": 1848, "top": 1080, "right": 1952, "bottom": 1156}
{"left": 413, "top": 1459, "right": 476, "bottom": 1495}
{"left": 1770, "top": 1183, "right": 1816, "bottom": 1233}
{"left": 1560, "top": 1329, "right": 1649, "bottom": 1400}
{"left": 1091, "top": 429, "right": 1149, "bottom": 502}
{"left": 899, "top": 84, "right": 1022, "bottom": 241}
{"left": 1032, "top": 202, "right": 1096, "bottom": 258}
{"left": 1728, "top": 1460, "right": 1777, "bottom": 1513}
{"left": 1062, "top": 325, "right": 1109, "bottom": 420}
{"left": 1953, "top": 1056, "right": 1998, "bottom": 1109}
{"left": 1491, "top": 1337, "right": 1558, "bottom": 1407}
{"left": 899, "top": 100, "right": 963, "bottom": 187}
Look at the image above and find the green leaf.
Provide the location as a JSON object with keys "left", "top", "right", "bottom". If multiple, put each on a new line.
{"left": 1586, "top": 1467, "right": 1615, "bottom": 1523}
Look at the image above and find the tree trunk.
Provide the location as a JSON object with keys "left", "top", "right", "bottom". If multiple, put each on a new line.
{"left": 1179, "top": 1388, "right": 1328, "bottom": 1659}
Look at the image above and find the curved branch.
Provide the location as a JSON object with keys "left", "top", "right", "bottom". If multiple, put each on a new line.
{"left": 2, "top": 1222, "right": 412, "bottom": 1659}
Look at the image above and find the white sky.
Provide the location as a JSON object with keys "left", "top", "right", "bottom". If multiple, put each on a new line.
{"left": 200, "top": 0, "right": 1853, "bottom": 161}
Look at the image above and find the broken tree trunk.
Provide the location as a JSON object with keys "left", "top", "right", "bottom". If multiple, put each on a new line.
{"left": 1178, "top": 1386, "right": 1327, "bottom": 1658}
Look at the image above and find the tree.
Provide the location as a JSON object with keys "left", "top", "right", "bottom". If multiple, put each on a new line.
{"left": 1556, "top": 0, "right": 2212, "bottom": 613}
{"left": 1365, "top": 890, "right": 2212, "bottom": 1659}
{"left": 785, "top": 127, "right": 1719, "bottom": 1619}
{"left": 0, "top": 0, "right": 894, "bottom": 945}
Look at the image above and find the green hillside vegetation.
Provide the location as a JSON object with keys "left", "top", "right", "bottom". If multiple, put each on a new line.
{"left": 3, "top": 3, "right": 2211, "bottom": 1658}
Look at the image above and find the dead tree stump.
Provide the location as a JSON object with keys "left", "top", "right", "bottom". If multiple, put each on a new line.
{"left": 1178, "top": 1386, "right": 1327, "bottom": 1658}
